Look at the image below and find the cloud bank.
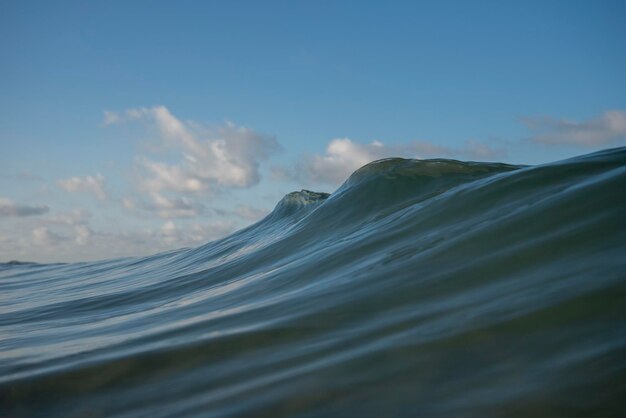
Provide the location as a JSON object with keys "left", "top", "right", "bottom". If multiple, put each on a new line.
{"left": 524, "top": 110, "right": 626, "bottom": 146}
{"left": 0, "top": 198, "right": 50, "bottom": 217}
{"left": 58, "top": 174, "right": 108, "bottom": 200}
{"left": 105, "top": 106, "right": 280, "bottom": 194}
{"left": 0, "top": 205, "right": 237, "bottom": 263}
{"left": 277, "top": 137, "right": 506, "bottom": 185}
{"left": 8, "top": 105, "right": 622, "bottom": 263}
{"left": 122, "top": 192, "right": 206, "bottom": 219}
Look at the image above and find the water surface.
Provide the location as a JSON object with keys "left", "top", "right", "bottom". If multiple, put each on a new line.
{"left": 1, "top": 148, "right": 625, "bottom": 417}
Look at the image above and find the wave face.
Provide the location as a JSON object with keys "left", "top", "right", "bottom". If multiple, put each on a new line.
{"left": 1, "top": 148, "right": 625, "bottom": 417}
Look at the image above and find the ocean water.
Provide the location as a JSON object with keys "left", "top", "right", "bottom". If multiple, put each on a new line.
{"left": 1, "top": 148, "right": 625, "bottom": 417}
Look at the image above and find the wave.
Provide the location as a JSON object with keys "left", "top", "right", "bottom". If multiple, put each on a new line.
{"left": 1, "top": 147, "right": 625, "bottom": 417}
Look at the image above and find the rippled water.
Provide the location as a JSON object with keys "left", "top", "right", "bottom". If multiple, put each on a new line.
{"left": 1, "top": 148, "right": 625, "bottom": 417}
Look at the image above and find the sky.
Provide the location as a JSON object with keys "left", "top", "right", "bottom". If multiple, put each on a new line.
{"left": 1, "top": 0, "right": 625, "bottom": 263}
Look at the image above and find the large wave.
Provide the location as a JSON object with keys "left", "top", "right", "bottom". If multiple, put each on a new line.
{"left": 1, "top": 147, "right": 625, "bottom": 417}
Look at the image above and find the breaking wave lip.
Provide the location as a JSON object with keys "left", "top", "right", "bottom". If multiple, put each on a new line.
{"left": 1, "top": 147, "right": 626, "bottom": 417}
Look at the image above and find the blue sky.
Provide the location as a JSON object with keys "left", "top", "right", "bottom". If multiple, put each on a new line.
{"left": 1, "top": 0, "right": 625, "bottom": 262}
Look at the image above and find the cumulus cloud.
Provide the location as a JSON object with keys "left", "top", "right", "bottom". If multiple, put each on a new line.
{"left": 32, "top": 227, "right": 67, "bottom": 246}
{"left": 0, "top": 198, "right": 50, "bottom": 217}
{"left": 146, "top": 192, "right": 205, "bottom": 218}
{"left": 48, "top": 209, "right": 92, "bottom": 226}
{"left": 102, "top": 110, "right": 122, "bottom": 126}
{"left": 523, "top": 110, "right": 626, "bottom": 146}
{"left": 280, "top": 137, "right": 506, "bottom": 185}
{"left": 293, "top": 138, "right": 387, "bottom": 185}
{"left": 5, "top": 209, "right": 237, "bottom": 262}
{"left": 136, "top": 158, "right": 207, "bottom": 193}
{"left": 158, "top": 220, "right": 235, "bottom": 247}
{"left": 57, "top": 174, "right": 108, "bottom": 200}
{"left": 74, "top": 225, "right": 93, "bottom": 246}
{"left": 105, "top": 106, "right": 280, "bottom": 193}
{"left": 120, "top": 192, "right": 205, "bottom": 219}
{"left": 109, "top": 219, "right": 235, "bottom": 252}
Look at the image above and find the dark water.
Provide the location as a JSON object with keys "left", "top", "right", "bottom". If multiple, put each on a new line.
{"left": 1, "top": 148, "right": 625, "bottom": 417}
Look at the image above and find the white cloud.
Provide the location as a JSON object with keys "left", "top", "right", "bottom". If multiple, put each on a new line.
{"left": 299, "top": 138, "right": 389, "bottom": 185}
{"left": 0, "top": 198, "right": 50, "bottom": 217}
{"left": 121, "top": 197, "right": 138, "bottom": 210}
{"left": 146, "top": 192, "right": 205, "bottom": 218}
{"left": 121, "top": 192, "right": 205, "bottom": 219}
{"left": 137, "top": 158, "right": 207, "bottom": 193}
{"left": 523, "top": 110, "right": 626, "bottom": 146}
{"left": 102, "top": 110, "right": 121, "bottom": 126}
{"left": 48, "top": 209, "right": 92, "bottom": 226}
{"left": 160, "top": 221, "right": 178, "bottom": 244}
{"left": 1, "top": 208, "right": 96, "bottom": 259}
{"left": 130, "top": 219, "right": 235, "bottom": 249}
{"left": 6, "top": 211, "right": 237, "bottom": 262}
{"left": 105, "top": 106, "right": 280, "bottom": 193}
{"left": 74, "top": 225, "right": 93, "bottom": 246}
{"left": 57, "top": 174, "right": 108, "bottom": 200}
{"left": 32, "top": 227, "right": 66, "bottom": 246}
{"left": 282, "top": 137, "right": 506, "bottom": 185}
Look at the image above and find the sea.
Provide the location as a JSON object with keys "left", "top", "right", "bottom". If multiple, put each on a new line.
{"left": 1, "top": 147, "right": 625, "bottom": 417}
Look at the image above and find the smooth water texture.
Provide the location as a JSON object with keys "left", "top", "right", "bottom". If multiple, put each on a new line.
{"left": 1, "top": 148, "right": 625, "bottom": 417}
